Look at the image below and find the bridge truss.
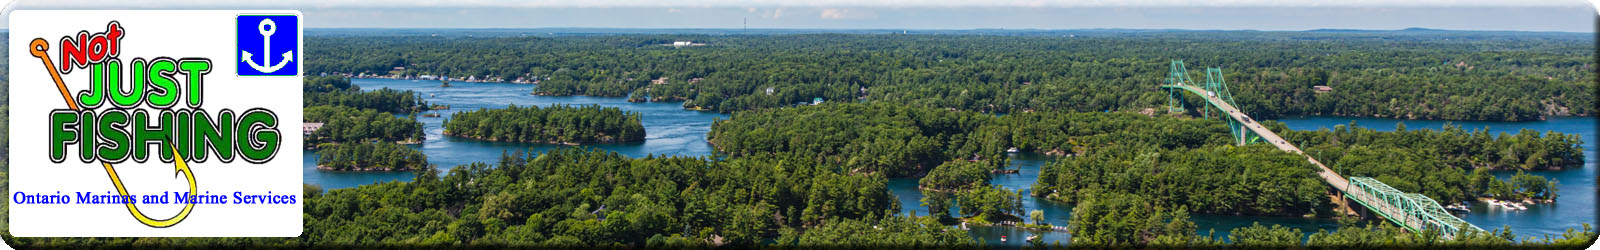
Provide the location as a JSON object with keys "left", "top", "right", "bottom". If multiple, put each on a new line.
{"left": 1158, "top": 60, "right": 1484, "bottom": 239}
{"left": 1163, "top": 60, "right": 1263, "bottom": 145}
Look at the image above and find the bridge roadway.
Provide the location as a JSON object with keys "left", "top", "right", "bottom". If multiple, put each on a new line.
{"left": 1167, "top": 85, "right": 1433, "bottom": 232}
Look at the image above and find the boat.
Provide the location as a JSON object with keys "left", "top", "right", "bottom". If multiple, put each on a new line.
{"left": 429, "top": 93, "right": 436, "bottom": 97}
{"left": 1486, "top": 199, "right": 1527, "bottom": 211}
{"left": 1006, "top": 147, "right": 1019, "bottom": 153}
{"left": 1000, "top": 236, "right": 1007, "bottom": 243}
{"left": 1445, "top": 202, "right": 1471, "bottom": 213}
{"left": 1508, "top": 202, "right": 1528, "bottom": 210}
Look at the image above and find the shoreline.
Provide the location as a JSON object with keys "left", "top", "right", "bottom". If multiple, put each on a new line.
{"left": 315, "top": 165, "right": 415, "bottom": 172}
{"left": 441, "top": 130, "right": 642, "bottom": 145}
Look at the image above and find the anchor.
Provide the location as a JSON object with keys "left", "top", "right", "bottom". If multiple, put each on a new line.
{"left": 30, "top": 38, "right": 198, "bottom": 228}
{"left": 241, "top": 18, "right": 293, "bottom": 73}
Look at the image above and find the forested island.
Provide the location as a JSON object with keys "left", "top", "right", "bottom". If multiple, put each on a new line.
{"left": 304, "top": 105, "right": 425, "bottom": 145}
{"left": 1282, "top": 123, "right": 1586, "bottom": 171}
{"left": 708, "top": 102, "right": 1000, "bottom": 177}
{"left": 306, "top": 76, "right": 429, "bottom": 113}
{"left": 442, "top": 105, "right": 646, "bottom": 144}
{"left": 315, "top": 142, "right": 429, "bottom": 171}
{"left": 308, "top": 31, "right": 1592, "bottom": 121}
{"left": 301, "top": 76, "right": 429, "bottom": 174}
{"left": 303, "top": 76, "right": 427, "bottom": 146}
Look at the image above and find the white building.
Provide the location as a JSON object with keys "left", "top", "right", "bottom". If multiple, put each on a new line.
{"left": 304, "top": 123, "right": 324, "bottom": 136}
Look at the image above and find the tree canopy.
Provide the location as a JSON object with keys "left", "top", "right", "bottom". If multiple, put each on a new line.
{"left": 308, "top": 32, "right": 1592, "bottom": 121}
{"left": 442, "top": 104, "right": 645, "bottom": 144}
{"left": 316, "top": 142, "right": 429, "bottom": 171}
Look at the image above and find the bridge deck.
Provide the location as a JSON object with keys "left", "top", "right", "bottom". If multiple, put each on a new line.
{"left": 1166, "top": 84, "right": 1454, "bottom": 234}
{"left": 1168, "top": 85, "right": 1352, "bottom": 191}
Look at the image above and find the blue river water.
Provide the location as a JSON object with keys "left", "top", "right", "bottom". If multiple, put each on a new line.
{"left": 307, "top": 78, "right": 1594, "bottom": 246}
{"left": 302, "top": 79, "right": 725, "bottom": 189}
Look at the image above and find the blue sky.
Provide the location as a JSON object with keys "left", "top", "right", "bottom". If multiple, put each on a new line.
{"left": 4, "top": 0, "right": 1595, "bottom": 32}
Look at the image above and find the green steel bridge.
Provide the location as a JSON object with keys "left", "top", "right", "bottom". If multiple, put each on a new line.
{"left": 1159, "top": 60, "right": 1484, "bottom": 239}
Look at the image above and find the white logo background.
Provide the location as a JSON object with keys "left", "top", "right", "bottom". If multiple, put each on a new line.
{"left": 8, "top": 10, "right": 303, "bottom": 237}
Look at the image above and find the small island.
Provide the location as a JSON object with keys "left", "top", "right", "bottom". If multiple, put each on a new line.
{"left": 442, "top": 104, "right": 646, "bottom": 144}
{"left": 918, "top": 160, "right": 993, "bottom": 192}
{"left": 304, "top": 105, "right": 425, "bottom": 146}
{"left": 315, "top": 142, "right": 428, "bottom": 171}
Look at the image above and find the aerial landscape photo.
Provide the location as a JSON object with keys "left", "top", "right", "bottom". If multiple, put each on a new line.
{"left": 1, "top": 0, "right": 1599, "bottom": 248}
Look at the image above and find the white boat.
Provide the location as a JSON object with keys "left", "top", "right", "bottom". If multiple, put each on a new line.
{"left": 1487, "top": 199, "right": 1527, "bottom": 210}
{"left": 1006, "top": 147, "right": 1019, "bottom": 153}
{"left": 1508, "top": 202, "right": 1528, "bottom": 210}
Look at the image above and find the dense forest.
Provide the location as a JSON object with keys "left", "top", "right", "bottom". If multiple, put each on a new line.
{"left": 966, "top": 111, "right": 1233, "bottom": 155}
{"left": 315, "top": 142, "right": 429, "bottom": 171}
{"left": 304, "top": 76, "right": 429, "bottom": 113}
{"left": 1282, "top": 122, "right": 1585, "bottom": 171}
{"left": 708, "top": 102, "right": 1000, "bottom": 177}
{"left": 1035, "top": 140, "right": 1563, "bottom": 215}
{"left": 302, "top": 76, "right": 430, "bottom": 176}
{"left": 1275, "top": 123, "right": 1574, "bottom": 203}
{"left": 302, "top": 76, "right": 427, "bottom": 146}
{"left": 918, "top": 160, "right": 992, "bottom": 191}
{"left": 304, "top": 105, "right": 425, "bottom": 144}
{"left": 1036, "top": 144, "right": 1333, "bottom": 217}
{"left": 1, "top": 148, "right": 927, "bottom": 247}
{"left": 3, "top": 149, "right": 1590, "bottom": 248}
{"left": 307, "top": 31, "right": 1593, "bottom": 121}
{"left": 441, "top": 104, "right": 646, "bottom": 144}
{"left": 1066, "top": 192, "right": 1204, "bottom": 246}
{"left": 714, "top": 103, "right": 1571, "bottom": 216}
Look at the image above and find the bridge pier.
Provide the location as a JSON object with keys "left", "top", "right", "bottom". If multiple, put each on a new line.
{"left": 1331, "top": 191, "right": 1361, "bottom": 216}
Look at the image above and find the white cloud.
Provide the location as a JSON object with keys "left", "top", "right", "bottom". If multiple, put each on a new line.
{"left": 819, "top": 8, "right": 848, "bottom": 19}
{"left": 12, "top": 0, "right": 1590, "bottom": 8}
{"left": 819, "top": 8, "right": 875, "bottom": 19}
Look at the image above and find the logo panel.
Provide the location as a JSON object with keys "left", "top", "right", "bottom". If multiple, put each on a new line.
{"left": 8, "top": 10, "right": 304, "bottom": 237}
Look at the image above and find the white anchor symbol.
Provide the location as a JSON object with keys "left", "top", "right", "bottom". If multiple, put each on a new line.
{"left": 241, "top": 18, "right": 293, "bottom": 73}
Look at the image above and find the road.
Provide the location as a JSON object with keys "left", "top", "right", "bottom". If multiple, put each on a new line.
{"left": 1176, "top": 85, "right": 1353, "bottom": 192}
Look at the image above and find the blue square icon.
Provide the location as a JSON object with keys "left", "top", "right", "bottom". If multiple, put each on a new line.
{"left": 237, "top": 15, "right": 299, "bottom": 76}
